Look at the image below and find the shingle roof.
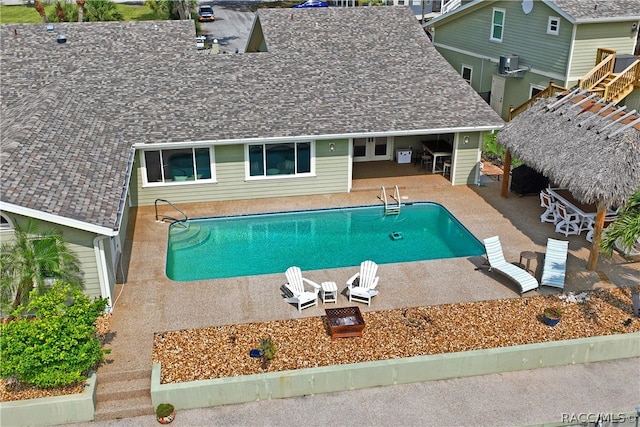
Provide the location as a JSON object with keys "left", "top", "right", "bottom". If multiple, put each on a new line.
{"left": 551, "top": 0, "right": 640, "bottom": 21}
{"left": 1, "top": 7, "right": 503, "bottom": 232}
{"left": 428, "top": 0, "right": 640, "bottom": 25}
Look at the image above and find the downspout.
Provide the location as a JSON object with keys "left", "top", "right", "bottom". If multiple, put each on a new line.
{"left": 564, "top": 24, "right": 577, "bottom": 87}
{"left": 93, "top": 235, "right": 113, "bottom": 311}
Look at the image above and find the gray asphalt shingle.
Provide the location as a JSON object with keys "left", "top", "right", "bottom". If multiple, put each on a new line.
{"left": 1, "top": 7, "right": 503, "bottom": 232}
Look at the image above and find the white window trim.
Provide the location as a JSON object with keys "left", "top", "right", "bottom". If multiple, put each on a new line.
{"left": 490, "top": 8, "right": 505, "bottom": 42}
{"left": 529, "top": 84, "right": 546, "bottom": 98}
{"left": 461, "top": 64, "right": 473, "bottom": 84}
{"left": 0, "top": 213, "right": 14, "bottom": 230}
{"left": 140, "top": 146, "right": 216, "bottom": 187}
{"left": 244, "top": 141, "right": 316, "bottom": 180}
{"left": 547, "top": 16, "right": 560, "bottom": 35}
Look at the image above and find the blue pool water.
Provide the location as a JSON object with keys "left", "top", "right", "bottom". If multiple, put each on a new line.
{"left": 166, "top": 202, "right": 484, "bottom": 281}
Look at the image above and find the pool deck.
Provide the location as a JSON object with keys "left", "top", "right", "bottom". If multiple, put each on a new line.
{"left": 103, "top": 161, "right": 639, "bottom": 378}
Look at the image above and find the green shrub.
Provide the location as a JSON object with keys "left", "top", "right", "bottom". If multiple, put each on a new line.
{"left": 483, "top": 132, "right": 522, "bottom": 167}
{"left": 0, "top": 282, "right": 108, "bottom": 388}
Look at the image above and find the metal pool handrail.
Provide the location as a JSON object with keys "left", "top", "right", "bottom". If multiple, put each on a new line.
{"left": 155, "top": 199, "right": 188, "bottom": 223}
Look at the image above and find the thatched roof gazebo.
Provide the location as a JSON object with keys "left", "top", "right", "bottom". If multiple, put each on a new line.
{"left": 497, "top": 88, "right": 640, "bottom": 270}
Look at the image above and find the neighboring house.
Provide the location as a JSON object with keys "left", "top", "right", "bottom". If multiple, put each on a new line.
{"left": 425, "top": 0, "right": 640, "bottom": 120}
{"left": 0, "top": 7, "right": 503, "bottom": 310}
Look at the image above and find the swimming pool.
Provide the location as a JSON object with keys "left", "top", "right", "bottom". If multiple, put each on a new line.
{"left": 166, "top": 202, "right": 484, "bottom": 281}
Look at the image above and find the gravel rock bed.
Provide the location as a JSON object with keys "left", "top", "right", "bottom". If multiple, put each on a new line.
{"left": 153, "top": 287, "right": 640, "bottom": 384}
{"left": 2, "top": 288, "right": 637, "bottom": 401}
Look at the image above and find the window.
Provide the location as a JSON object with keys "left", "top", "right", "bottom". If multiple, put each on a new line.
{"left": 530, "top": 84, "right": 545, "bottom": 98}
{"left": 461, "top": 65, "right": 472, "bottom": 84}
{"left": 247, "top": 142, "right": 312, "bottom": 177}
{"left": 143, "top": 147, "right": 213, "bottom": 185}
{"left": 0, "top": 214, "right": 13, "bottom": 229}
{"left": 490, "top": 8, "right": 505, "bottom": 42}
{"left": 547, "top": 16, "right": 560, "bottom": 35}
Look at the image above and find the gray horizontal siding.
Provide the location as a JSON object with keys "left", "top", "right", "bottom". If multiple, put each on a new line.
{"left": 131, "top": 140, "right": 350, "bottom": 207}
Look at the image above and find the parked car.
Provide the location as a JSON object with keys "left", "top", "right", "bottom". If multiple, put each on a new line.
{"left": 198, "top": 5, "right": 215, "bottom": 22}
{"left": 293, "top": 0, "right": 328, "bottom": 8}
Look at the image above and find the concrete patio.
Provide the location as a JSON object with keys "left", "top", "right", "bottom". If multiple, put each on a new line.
{"left": 101, "top": 160, "right": 639, "bottom": 377}
{"left": 78, "top": 160, "right": 639, "bottom": 424}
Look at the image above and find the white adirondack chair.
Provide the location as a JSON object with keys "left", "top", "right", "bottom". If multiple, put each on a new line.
{"left": 283, "top": 266, "right": 321, "bottom": 312}
{"left": 346, "top": 260, "right": 380, "bottom": 306}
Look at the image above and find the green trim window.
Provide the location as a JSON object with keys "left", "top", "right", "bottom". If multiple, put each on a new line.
{"left": 142, "top": 147, "right": 214, "bottom": 185}
{"left": 547, "top": 16, "right": 560, "bottom": 35}
{"left": 490, "top": 8, "right": 505, "bottom": 42}
{"left": 247, "top": 142, "right": 313, "bottom": 177}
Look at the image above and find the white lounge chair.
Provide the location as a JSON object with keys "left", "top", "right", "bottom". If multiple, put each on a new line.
{"left": 483, "top": 236, "right": 539, "bottom": 294}
{"left": 283, "top": 266, "right": 321, "bottom": 312}
{"left": 541, "top": 238, "right": 569, "bottom": 289}
{"left": 346, "top": 260, "right": 380, "bottom": 306}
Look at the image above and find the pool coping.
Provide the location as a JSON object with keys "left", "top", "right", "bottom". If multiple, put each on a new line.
{"left": 151, "top": 332, "right": 640, "bottom": 411}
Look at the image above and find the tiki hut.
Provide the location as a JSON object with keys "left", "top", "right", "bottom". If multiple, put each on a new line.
{"left": 496, "top": 88, "right": 640, "bottom": 270}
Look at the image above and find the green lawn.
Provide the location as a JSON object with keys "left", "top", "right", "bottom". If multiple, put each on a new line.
{"left": 0, "top": 4, "right": 161, "bottom": 25}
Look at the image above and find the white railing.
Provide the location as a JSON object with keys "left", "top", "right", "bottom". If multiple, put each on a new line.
{"left": 441, "top": 0, "right": 461, "bottom": 15}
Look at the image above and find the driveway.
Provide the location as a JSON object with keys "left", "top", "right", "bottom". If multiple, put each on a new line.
{"left": 199, "top": 1, "right": 255, "bottom": 54}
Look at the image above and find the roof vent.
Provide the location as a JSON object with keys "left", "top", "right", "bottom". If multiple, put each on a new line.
{"left": 46, "top": 24, "right": 54, "bottom": 32}
{"left": 56, "top": 34, "right": 67, "bottom": 44}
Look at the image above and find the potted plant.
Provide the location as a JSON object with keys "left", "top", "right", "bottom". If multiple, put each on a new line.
{"left": 542, "top": 307, "right": 562, "bottom": 326}
{"left": 156, "top": 403, "right": 175, "bottom": 424}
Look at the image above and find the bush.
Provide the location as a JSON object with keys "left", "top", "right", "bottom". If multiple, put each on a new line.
{"left": 483, "top": 132, "right": 522, "bottom": 167}
{"left": 0, "top": 282, "right": 108, "bottom": 388}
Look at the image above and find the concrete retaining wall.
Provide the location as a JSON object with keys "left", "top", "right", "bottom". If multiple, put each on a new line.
{"left": 0, "top": 372, "right": 96, "bottom": 426}
{"left": 151, "top": 333, "right": 640, "bottom": 410}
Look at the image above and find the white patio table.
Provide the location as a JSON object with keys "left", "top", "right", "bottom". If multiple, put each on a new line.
{"left": 422, "top": 140, "right": 452, "bottom": 174}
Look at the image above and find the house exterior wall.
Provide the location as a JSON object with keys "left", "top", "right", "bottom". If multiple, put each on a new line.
{"left": 0, "top": 213, "right": 105, "bottom": 302}
{"left": 568, "top": 22, "right": 640, "bottom": 84}
{"left": 130, "top": 140, "right": 351, "bottom": 206}
{"left": 452, "top": 132, "right": 482, "bottom": 185}
{"left": 429, "top": 2, "right": 639, "bottom": 119}
{"left": 432, "top": 1, "right": 572, "bottom": 76}
{"left": 622, "top": 87, "right": 640, "bottom": 111}
{"left": 430, "top": 1, "right": 574, "bottom": 119}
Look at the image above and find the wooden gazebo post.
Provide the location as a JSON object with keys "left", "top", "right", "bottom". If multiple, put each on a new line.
{"left": 500, "top": 150, "right": 512, "bottom": 198}
{"left": 587, "top": 201, "right": 607, "bottom": 271}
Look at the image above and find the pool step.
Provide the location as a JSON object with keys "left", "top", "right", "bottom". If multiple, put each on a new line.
{"left": 169, "top": 223, "right": 210, "bottom": 251}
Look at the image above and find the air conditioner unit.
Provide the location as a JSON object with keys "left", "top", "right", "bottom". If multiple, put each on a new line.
{"left": 498, "top": 54, "right": 527, "bottom": 77}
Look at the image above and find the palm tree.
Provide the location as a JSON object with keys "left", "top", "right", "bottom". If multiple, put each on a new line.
{"left": 77, "top": 0, "right": 86, "bottom": 22}
{"left": 34, "top": 0, "right": 49, "bottom": 23}
{"left": 84, "top": 0, "right": 123, "bottom": 22}
{"left": 600, "top": 190, "right": 640, "bottom": 257}
{"left": 0, "top": 219, "right": 83, "bottom": 314}
{"left": 600, "top": 189, "right": 640, "bottom": 318}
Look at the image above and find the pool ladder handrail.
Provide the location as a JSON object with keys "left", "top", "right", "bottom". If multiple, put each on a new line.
{"left": 379, "top": 186, "right": 401, "bottom": 215}
{"left": 155, "top": 199, "right": 188, "bottom": 224}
